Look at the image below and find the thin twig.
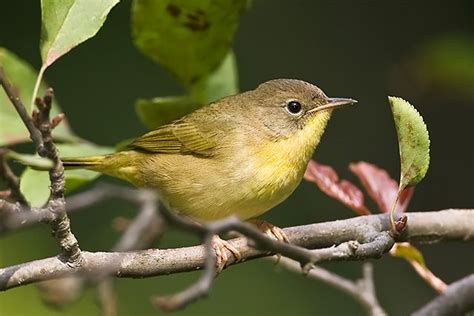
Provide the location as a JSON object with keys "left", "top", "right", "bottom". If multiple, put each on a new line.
{"left": 0, "top": 67, "right": 43, "bottom": 150}
{"left": 413, "top": 274, "right": 474, "bottom": 316}
{"left": 0, "top": 149, "right": 28, "bottom": 205}
{"left": 35, "top": 90, "right": 82, "bottom": 265}
{"left": 275, "top": 258, "right": 386, "bottom": 316}
{"left": 96, "top": 192, "right": 163, "bottom": 314}
{"left": 97, "top": 279, "right": 118, "bottom": 316}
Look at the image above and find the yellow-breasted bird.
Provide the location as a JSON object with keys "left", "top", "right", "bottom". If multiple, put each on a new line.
{"left": 62, "top": 79, "right": 356, "bottom": 268}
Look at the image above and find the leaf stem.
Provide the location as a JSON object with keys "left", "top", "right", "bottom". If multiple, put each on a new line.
{"left": 389, "top": 187, "right": 402, "bottom": 232}
{"left": 30, "top": 65, "right": 46, "bottom": 112}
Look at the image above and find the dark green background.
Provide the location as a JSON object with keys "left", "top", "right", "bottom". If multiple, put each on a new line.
{"left": 1, "top": 1, "right": 473, "bottom": 315}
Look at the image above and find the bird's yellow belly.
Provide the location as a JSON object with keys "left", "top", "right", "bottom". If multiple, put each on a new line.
{"left": 136, "top": 112, "right": 329, "bottom": 221}
{"left": 141, "top": 151, "right": 304, "bottom": 222}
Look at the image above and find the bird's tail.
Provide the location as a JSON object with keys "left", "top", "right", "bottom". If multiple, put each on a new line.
{"left": 62, "top": 151, "right": 143, "bottom": 186}
{"left": 61, "top": 155, "right": 108, "bottom": 171}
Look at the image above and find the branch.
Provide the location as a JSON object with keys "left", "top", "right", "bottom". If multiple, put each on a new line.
{"left": 0, "top": 67, "right": 43, "bottom": 150}
{"left": 0, "top": 210, "right": 471, "bottom": 292}
{"left": 276, "top": 258, "right": 386, "bottom": 316}
{"left": 0, "top": 149, "right": 27, "bottom": 205}
{"left": 0, "top": 67, "right": 81, "bottom": 264}
{"left": 33, "top": 188, "right": 163, "bottom": 314}
{"left": 413, "top": 274, "right": 474, "bottom": 316}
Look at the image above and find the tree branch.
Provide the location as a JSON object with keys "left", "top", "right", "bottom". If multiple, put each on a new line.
{"left": 0, "top": 210, "right": 471, "bottom": 292}
{"left": 413, "top": 274, "right": 474, "bottom": 316}
{"left": 32, "top": 188, "right": 164, "bottom": 314}
{"left": 276, "top": 258, "right": 386, "bottom": 316}
{"left": 0, "top": 67, "right": 43, "bottom": 150}
{"left": 0, "top": 149, "right": 27, "bottom": 205}
{"left": 0, "top": 67, "right": 81, "bottom": 265}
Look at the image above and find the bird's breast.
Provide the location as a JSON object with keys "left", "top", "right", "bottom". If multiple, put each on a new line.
{"left": 241, "top": 111, "right": 332, "bottom": 208}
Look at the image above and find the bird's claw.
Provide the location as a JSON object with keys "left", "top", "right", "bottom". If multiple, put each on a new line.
{"left": 211, "top": 235, "right": 241, "bottom": 273}
{"left": 248, "top": 219, "right": 290, "bottom": 243}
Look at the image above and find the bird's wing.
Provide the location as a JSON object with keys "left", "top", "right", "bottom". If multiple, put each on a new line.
{"left": 128, "top": 119, "right": 219, "bottom": 156}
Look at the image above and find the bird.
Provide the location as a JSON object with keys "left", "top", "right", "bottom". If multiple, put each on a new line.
{"left": 62, "top": 79, "right": 356, "bottom": 269}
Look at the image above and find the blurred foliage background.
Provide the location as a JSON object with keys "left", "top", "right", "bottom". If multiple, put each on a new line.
{"left": 1, "top": 1, "right": 473, "bottom": 315}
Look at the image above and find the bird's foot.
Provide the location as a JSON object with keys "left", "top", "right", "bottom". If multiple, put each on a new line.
{"left": 211, "top": 235, "right": 241, "bottom": 272}
{"left": 248, "top": 219, "right": 290, "bottom": 243}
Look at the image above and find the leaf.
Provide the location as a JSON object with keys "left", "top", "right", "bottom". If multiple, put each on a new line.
{"left": 304, "top": 160, "right": 370, "bottom": 216}
{"left": 0, "top": 48, "right": 77, "bottom": 146}
{"left": 390, "top": 242, "right": 447, "bottom": 293}
{"left": 349, "top": 161, "right": 414, "bottom": 213}
{"left": 135, "top": 96, "right": 201, "bottom": 129}
{"left": 20, "top": 168, "right": 51, "bottom": 207}
{"left": 20, "top": 142, "right": 113, "bottom": 207}
{"left": 388, "top": 96, "right": 430, "bottom": 189}
{"left": 31, "top": 0, "right": 119, "bottom": 105}
{"left": 40, "top": 0, "right": 119, "bottom": 68}
{"left": 7, "top": 151, "right": 54, "bottom": 170}
{"left": 131, "top": 0, "right": 248, "bottom": 86}
{"left": 190, "top": 51, "right": 239, "bottom": 104}
{"left": 135, "top": 52, "right": 239, "bottom": 129}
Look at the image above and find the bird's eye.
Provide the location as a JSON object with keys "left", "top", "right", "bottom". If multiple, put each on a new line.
{"left": 286, "top": 101, "right": 302, "bottom": 114}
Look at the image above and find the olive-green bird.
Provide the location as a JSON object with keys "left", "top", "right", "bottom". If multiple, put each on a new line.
{"left": 63, "top": 79, "right": 355, "bottom": 266}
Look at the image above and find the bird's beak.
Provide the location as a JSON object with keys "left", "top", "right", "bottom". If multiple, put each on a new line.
{"left": 309, "top": 97, "right": 357, "bottom": 113}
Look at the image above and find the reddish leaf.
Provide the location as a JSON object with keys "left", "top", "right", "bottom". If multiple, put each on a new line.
{"left": 304, "top": 160, "right": 370, "bottom": 215}
{"left": 349, "top": 162, "right": 414, "bottom": 213}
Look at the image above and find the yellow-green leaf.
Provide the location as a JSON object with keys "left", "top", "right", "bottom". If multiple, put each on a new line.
{"left": 390, "top": 242, "right": 447, "bottom": 293}
{"left": 390, "top": 242, "right": 425, "bottom": 267}
{"left": 0, "top": 48, "right": 77, "bottom": 146}
{"left": 388, "top": 96, "right": 430, "bottom": 189}
{"left": 20, "top": 168, "right": 51, "bottom": 208}
{"left": 190, "top": 51, "right": 239, "bottom": 104}
{"left": 131, "top": 0, "right": 248, "bottom": 87}
{"left": 135, "top": 51, "right": 239, "bottom": 129}
{"left": 40, "top": 0, "right": 119, "bottom": 68}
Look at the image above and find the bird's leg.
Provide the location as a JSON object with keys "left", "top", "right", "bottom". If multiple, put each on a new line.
{"left": 211, "top": 235, "right": 241, "bottom": 273}
{"left": 247, "top": 219, "right": 290, "bottom": 243}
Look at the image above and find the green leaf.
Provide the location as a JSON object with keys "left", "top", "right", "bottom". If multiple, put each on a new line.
{"left": 31, "top": 0, "right": 119, "bottom": 106}
{"left": 190, "top": 51, "right": 239, "bottom": 104}
{"left": 135, "top": 52, "right": 239, "bottom": 129}
{"left": 20, "top": 168, "right": 51, "bottom": 207}
{"left": 40, "top": 0, "right": 119, "bottom": 68}
{"left": 131, "top": 0, "right": 248, "bottom": 86}
{"left": 388, "top": 96, "right": 430, "bottom": 189}
{"left": 0, "top": 48, "right": 77, "bottom": 146}
{"left": 135, "top": 96, "right": 201, "bottom": 129}
{"left": 20, "top": 142, "right": 113, "bottom": 207}
{"left": 7, "top": 151, "right": 54, "bottom": 170}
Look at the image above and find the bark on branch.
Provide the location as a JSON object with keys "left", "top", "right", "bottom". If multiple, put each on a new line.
{"left": 413, "top": 274, "right": 474, "bottom": 316}
{"left": 0, "top": 209, "right": 472, "bottom": 292}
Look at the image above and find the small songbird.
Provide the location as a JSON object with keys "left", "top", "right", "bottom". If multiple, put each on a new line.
{"left": 62, "top": 79, "right": 356, "bottom": 268}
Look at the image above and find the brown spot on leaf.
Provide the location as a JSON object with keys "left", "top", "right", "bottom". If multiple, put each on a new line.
{"left": 184, "top": 11, "right": 210, "bottom": 32}
{"left": 166, "top": 4, "right": 181, "bottom": 18}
